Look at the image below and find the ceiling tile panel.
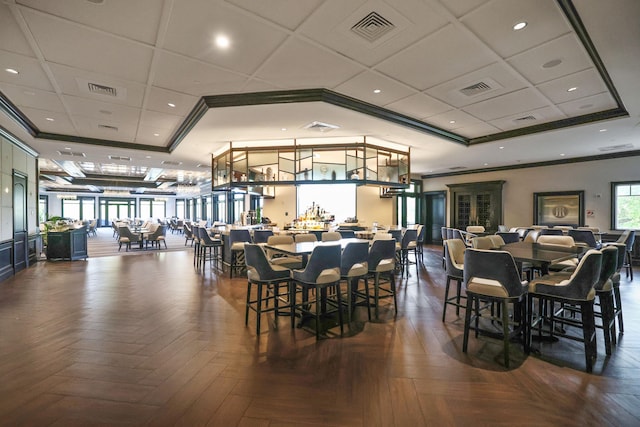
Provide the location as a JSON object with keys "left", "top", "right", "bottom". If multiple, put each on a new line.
{"left": 557, "top": 92, "right": 618, "bottom": 117}
{"left": 299, "top": 0, "right": 448, "bottom": 67}
{"left": 0, "top": 4, "right": 35, "bottom": 56}
{"left": 21, "top": 9, "right": 154, "bottom": 83}
{"left": 0, "top": 51, "right": 54, "bottom": 91}
{"left": 0, "top": 83, "right": 64, "bottom": 112}
{"left": 145, "top": 87, "right": 198, "bottom": 117}
{"left": 19, "top": 106, "right": 77, "bottom": 135}
{"left": 439, "top": 0, "right": 488, "bottom": 18}
{"left": 426, "top": 62, "right": 528, "bottom": 108}
{"left": 536, "top": 68, "right": 607, "bottom": 104}
{"left": 62, "top": 95, "right": 141, "bottom": 124}
{"left": 254, "top": 38, "right": 362, "bottom": 89}
{"left": 425, "top": 109, "right": 483, "bottom": 131}
{"left": 334, "top": 71, "right": 415, "bottom": 106}
{"left": 463, "top": 88, "right": 551, "bottom": 121}
{"left": 153, "top": 52, "right": 248, "bottom": 97}
{"left": 385, "top": 93, "right": 451, "bottom": 119}
{"left": 16, "top": 0, "right": 163, "bottom": 44}
{"left": 453, "top": 122, "right": 501, "bottom": 139}
{"left": 507, "top": 34, "right": 593, "bottom": 85}
{"left": 163, "top": 0, "right": 289, "bottom": 75}
{"left": 376, "top": 24, "right": 494, "bottom": 90}
{"left": 47, "top": 63, "right": 146, "bottom": 108}
{"left": 461, "top": 0, "right": 571, "bottom": 58}
{"left": 73, "top": 114, "right": 137, "bottom": 143}
{"left": 489, "top": 106, "right": 566, "bottom": 132}
{"left": 226, "top": 0, "right": 324, "bottom": 31}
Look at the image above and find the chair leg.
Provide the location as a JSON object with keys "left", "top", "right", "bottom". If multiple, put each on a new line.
{"left": 335, "top": 282, "right": 344, "bottom": 336}
{"left": 502, "top": 300, "right": 510, "bottom": 368}
{"left": 245, "top": 281, "right": 251, "bottom": 326}
{"left": 613, "top": 284, "right": 624, "bottom": 335}
{"left": 581, "top": 301, "right": 597, "bottom": 373}
{"left": 462, "top": 294, "right": 474, "bottom": 353}
{"left": 442, "top": 276, "right": 452, "bottom": 322}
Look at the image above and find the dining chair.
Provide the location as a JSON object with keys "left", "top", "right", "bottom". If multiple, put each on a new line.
{"left": 496, "top": 232, "right": 520, "bottom": 244}
{"left": 568, "top": 229, "right": 600, "bottom": 249}
{"left": 266, "top": 235, "right": 303, "bottom": 269}
{"left": 471, "top": 236, "right": 494, "bottom": 249}
{"left": 295, "top": 233, "right": 317, "bottom": 243}
{"left": 183, "top": 223, "right": 195, "bottom": 247}
{"left": 199, "top": 227, "right": 223, "bottom": 270}
{"left": 229, "top": 229, "right": 252, "bottom": 278}
{"left": 244, "top": 243, "right": 293, "bottom": 334}
{"left": 537, "top": 235, "right": 578, "bottom": 272}
{"left": 609, "top": 242, "right": 627, "bottom": 338}
{"left": 399, "top": 229, "right": 418, "bottom": 278}
{"left": 539, "top": 228, "right": 564, "bottom": 236}
{"left": 291, "top": 244, "right": 343, "bottom": 340}
{"left": 146, "top": 224, "right": 167, "bottom": 249}
{"left": 339, "top": 241, "right": 370, "bottom": 324}
{"left": 321, "top": 232, "right": 342, "bottom": 242}
{"left": 442, "top": 239, "right": 466, "bottom": 322}
{"left": 527, "top": 249, "right": 602, "bottom": 372}
{"left": 338, "top": 230, "right": 356, "bottom": 239}
{"left": 252, "top": 229, "right": 274, "bottom": 244}
{"left": 463, "top": 248, "right": 528, "bottom": 368}
{"left": 623, "top": 230, "right": 635, "bottom": 280}
{"left": 355, "top": 239, "right": 397, "bottom": 320}
{"left": 415, "top": 224, "right": 425, "bottom": 262}
{"left": 117, "top": 226, "right": 141, "bottom": 252}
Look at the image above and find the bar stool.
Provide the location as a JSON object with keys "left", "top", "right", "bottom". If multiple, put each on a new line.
{"left": 229, "top": 229, "right": 252, "bottom": 278}
{"left": 442, "top": 239, "right": 466, "bottom": 322}
{"left": 199, "top": 226, "right": 223, "bottom": 271}
{"left": 339, "top": 241, "right": 369, "bottom": 324}
{"left": 244, "top": 244, "right": 293, "bottom": 334}
{"left": 356, "top": 239, "right": 397, "bottom": 320}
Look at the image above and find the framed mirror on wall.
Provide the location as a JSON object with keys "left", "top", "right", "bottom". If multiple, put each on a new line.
{"left": 533, "top": 190, "right": 585, "bottom": 227}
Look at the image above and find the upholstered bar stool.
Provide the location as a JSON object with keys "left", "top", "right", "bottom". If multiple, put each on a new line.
{"left": 229, "top": 229, "right": 252, "bottom": 278}
{"left": 442, "top": 239, "right": 466, "bottom": 322}
{"left": 244, "top": 244, "right": 293, "bottom": 334}
{"left": 339, "top": 241, "right": 370, "bottom": 324}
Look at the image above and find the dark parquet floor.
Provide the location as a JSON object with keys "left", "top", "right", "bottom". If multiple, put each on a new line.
{"left": 1, "top": 235, "right": 639, "bottom": 426}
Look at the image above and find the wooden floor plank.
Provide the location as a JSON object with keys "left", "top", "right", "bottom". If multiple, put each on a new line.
{"left": 0, "top": 242, "right": 638, "bottom": 425}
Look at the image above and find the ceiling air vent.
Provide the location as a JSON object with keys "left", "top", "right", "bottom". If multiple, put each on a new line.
{"left": 57, "top": 150, "right": 86, "bottom": 158}
{"left": 303, "top": 121, "right": 340, "bottom": 132}
{"left": 513, "top": 115, "right": 537, "bottom": 123}
{"left": 108, "top": 155, "right": 131, "bottom": 161}
{"left": 598, "top": 143, "right": 634, "bottom": 152}
{"left": 351, "top": 12, "right": 395, "bottom": 43}
{"left": 197, "top": 163, "right": 210, "bottom": 168}
{"left": 162, "top": 160, "right": 182, "bottom": 166}
{"left": 449, "top": 166, "right": 467, "bottom": 171}
{"left": 98, "top": 124, "right": 118, "bottom": 131}
{"left": 459, "top": 81, "right": 494, "bottom": 97}
{"left": 88, "top": 82, "right": 117, "bottom": 97}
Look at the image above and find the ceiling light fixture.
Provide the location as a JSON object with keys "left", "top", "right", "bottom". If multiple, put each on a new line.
{"left": 5, "top": 68, "right": 19, "bottom": 74}
{"left": 215, "top": 35, "right": 230, "bottom": 49}
{"left": 567, "top": 87, "right": 577, "bottom": 92}
{"left": 153, "top": 133, "right": 160, "bottom": 136}
{"left": 513, "top": 22, "right": 527, "bottom": 31}
{"left": 499, "top": 146, "right": 504, "bottom": 149}
{"left": 560, "top": 153, "right": 566, "bottom": 156}
{"left": 167, "top": 102, "right": 176, "bottom": 108}
{"left": 449, "top": 120, "right": 456, "bottom": 124}
{"left": 281, "top": 128, "right": 287, "bottom": 131}
{"left": 46, "top": 117, "right": 54, "bottom": 121}
{"left": 599, "top": 129, "right": 607, "bottom": 132}
{"left": 373, "top": 89, "right": 381, "bottom": 94}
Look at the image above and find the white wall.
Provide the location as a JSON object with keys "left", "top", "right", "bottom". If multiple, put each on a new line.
{"left": 263, "top": 186, "right": 296, "bottom": 228}
{"left": 356, "top": 185, "right": 393, "bottom": 227}
{"left": 422, "top": 156, "right": 640, "bottom": 232}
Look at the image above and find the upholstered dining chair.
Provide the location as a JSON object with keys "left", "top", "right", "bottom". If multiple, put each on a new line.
{"left": 229, "top": 229, "right": 252, "bottom": 278}
{"left": 399, "top": 228, "right": 418, "bottom": 278}
{"left": 198, "top": 227, "right": 223, "bottom": 270}
{"left": 244, "top": 243, "right": 293, "bottom": 334}
{"left": 463, "top": 248, "right": 528, "bottom": 368}
{"left": 266, "top": 235, "right": 303, "bottom": 270}
{"left": 295, "top": 233, "right": 317, "bottom": 243}
{"left": 442, "top": 239, "right": 466, "bottom": 322}
{"left": 321, "top": 232, "right": 342, "bottom": 242}
{"left": 339, "top": 241, "right": 370, "bottom": 324}
{"left": 291, "top": 244, "right": 343, "bottom": 340}
{"left": 117, "top": 226, "right": 141, "bottom": 252}
{"left": 568, "top": 229, "right": 600, "bottom": 249}
{"left": 496, "top": 232, "right": 520, "bottom": 244}
{"left": 252, "top": 229, "right": 274, "bottom": 244}
{"left": 527, "top": 249, "right": 602, "bottom": 372}
{"left": 356, "top": 239, "right": 397, "bottom": 320}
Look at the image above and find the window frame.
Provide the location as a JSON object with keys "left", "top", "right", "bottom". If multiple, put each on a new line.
{"left": 611, "top": 181, "right": 640, "bottom": 230}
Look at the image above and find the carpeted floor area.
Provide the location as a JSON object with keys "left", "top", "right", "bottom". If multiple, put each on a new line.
{"left": 86, "top": 226, "right": 193, "bottom": 258}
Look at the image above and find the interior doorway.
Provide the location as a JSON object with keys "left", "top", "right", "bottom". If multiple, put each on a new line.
{"left": 424, "top": 191, "right": 446, "bottom": 244}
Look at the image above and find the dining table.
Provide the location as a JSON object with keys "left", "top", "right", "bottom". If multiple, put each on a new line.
{"left": 499, "top": 241, "right": 587, "bottom": 275}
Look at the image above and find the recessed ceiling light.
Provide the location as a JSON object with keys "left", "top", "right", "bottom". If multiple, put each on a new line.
{"left": 64, "top": 147, "right": 71, "bottom": 150}
{"left": 513, "top": 22, "right": 527, "bottom": 31}
{"left": 373, "top": 89, "right": 381, "bottom": 94}
{"left": 153, "top": 133, "right": 160, "bottom": 137}
{"left": 215, "top": 35, "right": 230, "bottom": 49}
{"left": 5, "top": 68, "right": 19, "bottom": 74}
{"left": 484, "top": 163, "right": 488, "bottom": 166}
{"left": 599, "top": 129, "right": 607, "bottom": 132}
{"left": 560, "top": 153, "right": 565, "bottom": 156}
{"left": 567, "top": 87, "right": 577, "bottom": 92}
{"left": 499, "top": 146, "right": 504, "bottom": 149}
{"left": 281, "top": 128, "right": 287, "bottom": 131}
{"left": 167, "top": 102, "right": 176, "bottom": 108}
{"left": 45, "top": 117, "right": 54, "bottom": 121}
{"left": 145, "top": 155, "right": 152, "bottom": 159}
{"left": 449, "top": 120, "right": 456, "bottom": 124}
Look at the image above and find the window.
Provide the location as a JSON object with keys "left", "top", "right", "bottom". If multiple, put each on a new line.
{"left": 175, "top": 199, "right": 185, "bottom": 219}
{"left": 214, "top": 193, "right": 226, "bottom": 223}
{"left": 297, "top": 184, "right": 356, "bottom": 223}
{"left": 396, "top": 180, "right": 421, "bottom": 227}
{"left": 612, "top": 181, "right": 640, "bottom": 229}
{"left": 39, "top": 195, "right": 48, "bottom": 223}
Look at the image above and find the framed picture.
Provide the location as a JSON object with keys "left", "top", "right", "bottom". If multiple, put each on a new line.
{"left": 533, "top": 190, "right": 585, "bottom": 227}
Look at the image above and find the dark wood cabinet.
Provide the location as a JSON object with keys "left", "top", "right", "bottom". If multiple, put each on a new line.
{"left": 446, "top": 181, "right": 505, "bottom": 234}
{"left": 46, "top": 227, "right": 88, "bottom": 261}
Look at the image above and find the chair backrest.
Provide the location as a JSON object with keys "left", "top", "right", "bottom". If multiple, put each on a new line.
{"left": 388, "top": 229, "right": 402, "bottom": 242}
{"left": 322, "top": 232, "right": 342, "bottom": 242}
{"left": 471, "top": 236, "right": 494, "bottom": 249}
{"left": 537, "top": 235, "right": 575, "bottom": 247}
{"left": 450, "top": 228, "right": 466, "bottom": 242}
{"left": 539, "top": 249, "right": 602, "bottom": 300}
{"left": 496, "top": 232, "right": 520, "bottom": 244}
{"left": 441, "top": 227, "right": 448, "bottom": 241}
{"left": 183, "top": 224, "right": 193, "bottom": 238}
{"left": 523, "top": 229, "right": 540, "bottom": 243}
{"left": 539, "top": 228, "right": 564, "bottom": 236}
{"left": 229, "top": 229, "right": 252, "bottom": 245}
{"left": 244, "top": 243, "right": 283, "bottom": 281}
{"left": 338, "top": 230, "right": 356, "bottom": 239}
{"left": 400, "top": 229, "right": 418, "bottom": 249}
{"left": 200, "top": 227, "right": 219, "bottom": 245}
{"left": 488, "top": 235, "right": 505, "bottom": 248}
{"left": 368, "top": 239, "right": 396, "bottom": 272}
{"left": 568, "top": 229, "right": 598, "bottom": 248}
{"left": 446, "top": 228, "right": 454, "bottom": 240}
{"left": 444, "top": 239, "right": 465, "bottom": 278}
{"left": 295, "top": 233, "right": 317, "bottom": 243}
{"left": 463, "top": 249, "right": 525, "bottom": 298}
{"left": 595, "top": 246, "right": 619, "bottom": 290}
{"left": 615, "top": 229, "right": 631, "bottom": 244}
{"left": 611, "top": 242, "right": 627, "bottom": 273}
{"left": 252, "top": 229, "right": 273, "bottom": 244}
{"left": 625, "top": 230, "right": 636, "bottom": 252}
{"left": 553, "top": 225, "right": 574, "bottom": 232}
{"left": 466, "top": 225, "right": 485, "bottom": 234}
{"left": 340, "top": 241, "right": 369, "bottom": 276}
{"left": 294, "top": 244, "right": 341, "bottom": 283}
{"left": 416, "top": 224, "right": 425, "bottom": 243}
{"left": 497, "top": 225, "right": 509, "bottom": 232}
{"left": 577, "top": 226, "right": 600, "bottom": 233}
{"left": 373, "top": 231, "right": 393, "bottom": 240}
{"left": 267, "top": 235, "right": 294, "bottom": 245}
